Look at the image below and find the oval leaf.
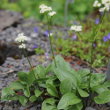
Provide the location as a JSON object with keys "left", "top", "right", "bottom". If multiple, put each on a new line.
{"left": 57, "top": 92, "right": 81, "bottom": 109}
{"left": 94, "top": 90, "right": 110, "bottom": 104}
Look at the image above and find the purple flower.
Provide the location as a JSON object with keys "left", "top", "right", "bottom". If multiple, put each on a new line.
{"left": 72, "top": 34, "right": 77, "bottom": 40}
{"left": 103, "top": 33, "right": 110, "bottom": 42}
{"left": 95, "top": 18, "right": 100, "bottom": 24}
{"left": 93, "top": 43, "right": 96, "bottom": 47}
{"left": 34, "top": 27, "right": 39, "bottom": 33}
{"left": 45, "top": 52, "right": 49, "bottom": 59}
{"left": 43, "top": 30, "right": 50, "bottom": 37}
{"left": 103, "top": 36, "right": 109, "bottom": 42}
{"left": 107, "top": 33, "right": 110, "bottom": 39}
{"left": 32, "top": 44, "right": 38, "bottom": 49}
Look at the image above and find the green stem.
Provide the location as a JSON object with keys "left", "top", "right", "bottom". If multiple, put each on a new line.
{"left": 47, "top": 15, "right": 57, "bottom": 67}
{"left": 93, "top": 12, "right": 105, "bottom": 41}
{"left": 22, "top": 49, "right": 33, "bottom": 69}
{"left": 88, "top": 12, "right": 106, "bottom": 91}
{"left": 64, "top": 0, "right": 68, "bottom": 27}
{"left": 22, "top": 49, "right": 40, "bottom": 88}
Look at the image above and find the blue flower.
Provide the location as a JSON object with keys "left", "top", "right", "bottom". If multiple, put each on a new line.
{"left": 103, "top": 33, "right": 110, "bottom": 42}
{"left": 72, "top": 34, "right": 77, "bottom": 40}
{"left": 32, "top": 44, "right": 38, "bottom": 49}
{"left": 107, "top": 33, "right": 110, "bottom": 39}
{"left": 43, "top": 30, "right": 50, "bottom": 37}
{"left": 93, "top": 43, "right": 96, "bottom": 47}
{"left": 95, "top": 18, "right": 100, "bottom": 24}
{"left": 103, "top": 36, "right": 109, "bottom": 42}
{"left": 34, "top": 27, "right": 39, "bottom": 33}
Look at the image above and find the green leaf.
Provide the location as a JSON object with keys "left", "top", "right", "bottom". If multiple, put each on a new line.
{"left": 73, "top": 102, "right": 83, "bottom": 110}
{"left": 57, "top": 92, "right": 81, "bottom": 109}
{"left": 77, "top": 88, "right": 89, "bottom": 97}
{"left": 92, "top": 84, "right": 109, "bottom": 94}
{"left": 94, "top": 90, "right": 110, "bottom": 104}
{"left": 34, "top": 89, "right": 42, "bottom": 97}
{"left": 29, "top": 95, "right": 37, "bottom": 102}
{"left": 18, "top": 96, "right": 28, "bottom": 106}
{"left": 103, "top": 80, "right": 110, "bottom": 88}
{"left": 42, "top": 98, "right": 57, "bottom": 110}
{"left": 46, "top": 79, "right": 58, "bottom": 97}
{"left": 1, "top": 87, "right": 14, "bottom": 98}
{"left": 77, "top": 69, "right": 90, "bottom": 89}
{"left": 45, "top": 64, "right": 52, "bottom": 73}
{"left": 52, "top": 56, "right": 78, "bottom": 88}
{"left": 18, "top": 71, "right": 35, "bottom": 86}
{"left": 9, "top": 81, "right": 24, "bottom": 90}
{"left": 24, "top": 86, "right": 30, "bottom": 97}
{"left": 90, "top": 73, "right": 106, "bottom": 88}
{"left": 77, "top": 69, "right": 90, "bottom": 77}
{"left": 46, "top": 83, "right": 58, "bottom": 97}
{"left": 67, "top": 102, "right": 83, "bottom": 110}
{"left": 60, "top": 79, "right": 73, "bottom": 94}
{"left": 33, "top": 65, "right": 46, "bottom": 78}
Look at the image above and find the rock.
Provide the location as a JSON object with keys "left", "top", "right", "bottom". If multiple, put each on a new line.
{"left": 107, "top": 102, "right": 110, "bottom": 106}
{"left": 0, "top": 105, "right": 3, "bottom": 110}
{"left": 0, "top": 10, "right": 23, "bottom": 32}
{"left": 30, "top": 106, "right": 38, "bottom": 110}
{"left": 85, "top": 107, "right": 97, "bottom": 110}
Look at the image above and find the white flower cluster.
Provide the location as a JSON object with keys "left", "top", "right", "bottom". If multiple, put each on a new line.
{"left": 39, "top": 4, "right": 52, "bottom": 13}
{"left": 48, "top": 11, "right": 56, "bottom": 16}
{"left": 93, "top": 0, "right": 101, "bottom": 7}
{"left": 15, "top": 33, "right": 29, "bottom": 49}
{"left": 18, "top": 44, "right": 26, "bottom": 49}
{"left": 93, "top": 0, "right": 110, "bottom": 12}
{"left": 39, "top": 4, "right": 56, "bottom": 16}
{"left": 70, "top": 25, "right": 82, "bottom": 32}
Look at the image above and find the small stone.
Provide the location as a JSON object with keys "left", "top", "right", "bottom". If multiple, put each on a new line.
{"left": 85, "top": 107, "right": 96, "bottom": 110}
{"left": 30, "top": 106, "right": 38, "bottom": 110}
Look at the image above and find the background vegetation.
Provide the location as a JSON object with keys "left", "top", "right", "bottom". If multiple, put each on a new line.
{"left": 0, "top": 0, "right": 94, "bottom": 24}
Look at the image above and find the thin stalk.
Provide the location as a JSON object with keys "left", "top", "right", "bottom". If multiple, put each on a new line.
{"left": 22, "top": 49, "right": 33, "bottom": 69}
{"left": 86, "top": 12, "right": 106, "bottom": 106}
{"left": 64, "top": 0, "right": 68, "bottom": 27}
{"left": 77, "top": 32, "right": 83, "bottom": 42}
{"left": 22, "top": 49, "right": 40, "bottom": 88}
{"left": 46, "top": 15, "right": 57, "bottom": 67}
{"left": 93, "top": 12, "right": 106, "bottom": 41}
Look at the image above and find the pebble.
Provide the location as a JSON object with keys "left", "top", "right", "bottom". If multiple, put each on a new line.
{"left": 85, "top": 107, "right": 96, "bottom": 110}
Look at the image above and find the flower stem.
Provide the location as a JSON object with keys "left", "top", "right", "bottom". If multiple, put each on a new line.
{"left": 88, "top": 12, "right": 106, "bottom": 91}
{"left": 47, "top": 15, "right": 57, "bottom": 67}
{"left": 22, "top": 49, "right": 39, "bottom": 83}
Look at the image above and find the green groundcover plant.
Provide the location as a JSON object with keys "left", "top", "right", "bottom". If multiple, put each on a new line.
{"left": 1, "top": 55, "right": 110, "bottom": 110}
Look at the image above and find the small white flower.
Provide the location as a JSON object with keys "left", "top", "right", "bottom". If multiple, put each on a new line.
{"left": 47, "top": 32, "right": 53, "bottom": 37}
{"left": 101, "top": 0, "right": 110, "bottom": 11}
{"left": 19, "top": 43, "right": 26, "bottom": 49}
{"left": 70, "top": 25, "right": 82, "bottom": 32}
{"left": 99, "top": 7, "right": 106, "bottom": 12}
{"left": 102, "top": 0, "right": 110, "bottom": 4}
{"left": 93, "top": 0, "right": 101, "bottom": 7}
{"left": 50, "top": 33, "right": 53, "bottom": 36}
{"left": 48, "top": 11, "right": 56, "bottom": 16}
{"left": 39, "top": 4, "right": 47, "bottom": 9}
{"left": 39, "top": 4, "right": 52, "bottom": 13}
{"left": 15, "top": 33, "right": 29, "bottom": 43}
